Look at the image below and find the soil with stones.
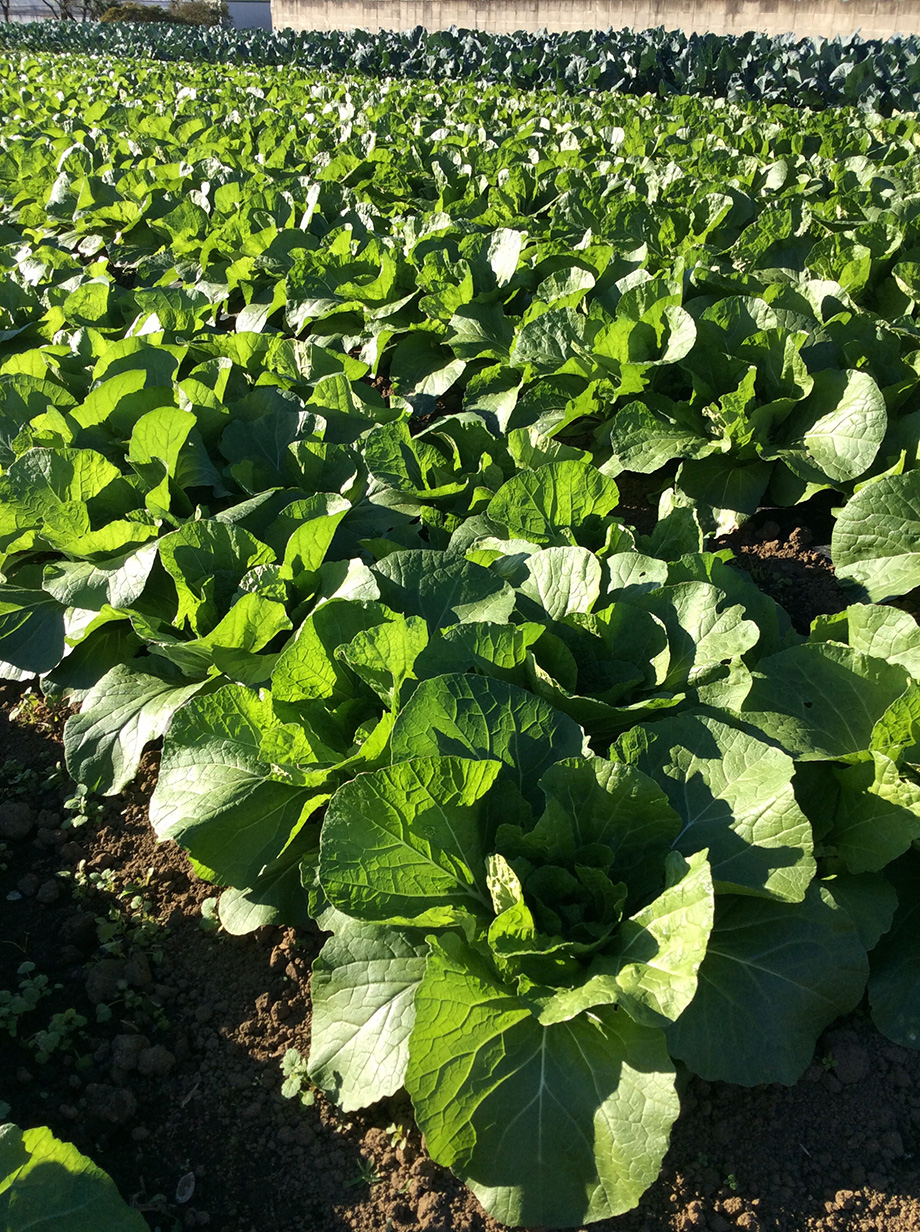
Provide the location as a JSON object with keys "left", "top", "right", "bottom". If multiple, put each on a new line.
{"left": 2, "top": 489, "right": 920, "bottom": 1232}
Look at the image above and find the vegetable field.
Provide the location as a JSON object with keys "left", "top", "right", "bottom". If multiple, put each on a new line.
{"left": 1, "top": 35, "right": 920, "bottom": 1231}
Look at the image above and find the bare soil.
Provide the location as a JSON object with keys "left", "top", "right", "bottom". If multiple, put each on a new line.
{"left": 2, "top": 501, "right": 920, "bottom": 1232}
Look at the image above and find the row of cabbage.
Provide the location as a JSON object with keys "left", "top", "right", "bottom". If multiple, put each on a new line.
{"left": 1, "top": 23, "right": 920, "bottom": 114}
{"left": 0, "top": 53, "right": 919, "bottom": 1228}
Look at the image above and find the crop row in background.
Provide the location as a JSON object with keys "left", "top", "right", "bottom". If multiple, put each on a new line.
{"left": 0, "top": 50, "right": 919, "bottom": 1227}
{"left": 2, "top": 22, "right": 920, "bottom": 113}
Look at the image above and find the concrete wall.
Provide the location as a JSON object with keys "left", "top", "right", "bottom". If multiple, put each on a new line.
{"left": 228, "top": 0, "right": 271, "bottom": 25}
{"left": 269, "top": 0, "right": 920, "bottom": 39}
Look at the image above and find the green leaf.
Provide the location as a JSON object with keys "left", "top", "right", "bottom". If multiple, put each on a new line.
{"left": 835, "top": 604, "right": 920, "bottom": 679}
{"left": 784, "top": 368, "right": 886, "bottom": 483}
{"left": 533, "top": 757, "right": 681, "bottom": 907}
{"left": 487, "top": 461, "right": 619, "bottom": 545}
{"left": 872, "top": 683, "right": 920, "bottom": 767}
{"left": 510, "top": 306, "right": 595, "bottom": 377}
{"left": 413, "top": 621, "right": 543, "bottom": 689}
{"left": 517, "top": 545, "right": 602, "bottom": 620}
{"left": 373, "top": 550, "right": 515, "bottom": 628}
{"left": 336, "top": 614, "right": 429, "bottom": 706}
{"left": 869, "top": 853, "right": 920, "bottom": 1048}
{"left": 604, "top": 553, "right": 669, "bottom": 599}
{"left": 277, "top": 494, "right": 350, "bottom": 585}
{"left": 217, "top": 837, "right": 314, "bottom": 935}
{"left": 64, "top": 664, "right": 209, "bottom": 796}
{"left": 827, "top": 754, "right": 920, "bottom": 874}
{"left": 320, "top": 756, "right": 500, "bottom": 926}
{"left": 604, "top": 399, "right": 716, "bottom": 474}
{"left": 0, "top": 1122, "right": 147, "bottom": 1232}
{"left": 823, "top": 872, "right": 898, "bottom": 953}
{"left": 308, "top": 918, "right": 429, "bottom": 1110}
{"left": 832, "top": 471, "right": 920, "bottom": 601}
{"left": 391, "top": 673, "right": 586, "bottom": 807}
{"left": 636, "top": 582, "right": 759, "bottom": 690}
{"left": 742, "top": 643, "right": 911, "bottom": 760}
{"left": 620, "top": 712, "right": 814, "bottom": 901}
{"left": 676, "top": 457, "right": 772, "bottom": 534}
{"left": 447, "top": 302, "right": 513, "bottom": 361}
{"left": 406, "top": 932, "right": 679, "bottom": 1226}
{"left": 158, "top": 521, "right": 275, "bottom": 635}
{"left": 42, "top": 543, "right": 158, "bottom": 612}
{"left": 0, "top": 447, "right": 129, "bottom": 553}
{"left": 0, "top": 587, "right": 65, "bottom": 675}
{"left": 667, "top": 885, "right": 868, "bottom": 1084}
{"left": 271, "top": 599, "right": 395, "bottom": 704}
{"left": 150, "top": 685, "right": 327, "bottom": 888}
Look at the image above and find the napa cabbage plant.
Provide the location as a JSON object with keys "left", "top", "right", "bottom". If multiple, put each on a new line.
{"left": 307, "top": 673, "right": 869, "bottom": 1225}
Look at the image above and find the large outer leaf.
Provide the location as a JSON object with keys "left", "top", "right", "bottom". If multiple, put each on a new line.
{"left": 373, "top": 550, "right": 515, "bottom": 628}
{"left": 790, "top": 368, "right": 886, "bottom": 483}
{"left": 742, "top": 642, "right": 910, "bottom": 760}
{"left": 517, "top": 545, "right": 601, "bottom": 620}
{"left": 391, "top": 673, "right": 586, "bottom": 807}
{"left": 0, "top": 587, "right": 65, "bottom": 675}
{"left": 832, "top": 603, "right": 920, "bottom": 679}
{"left": 217, "top": 833, "right": 316, "bottom": 936}
{"left": 635, "top": 581, "right": 758, "bottom": 689}
{"left": 319, "top": 755, "right": 500, "bottom": 926}
{"left": 64, "top": 664, "right": 209, "bottom": 795}
{"left": 150, "top": 685, "right": 326, "bottom": 887}
{"left": 869, "top": 853, "right": 920, "bottom": 1048}
{"left": 832, "top": 471, "right": 920, "bottom": 601}
{"left": 41, "top": 542, "right": 159, "bottom": 611}
{"left": 0, "top": 1123, "right": 147, "bottom": 1232}
{"left": 667, "top": 885, "right": 868, "bottom": 1085}
{"left": 828, "top": 753, "right": 920, "bottom": 874}
{"left": 487, "top": 460, "right": 619, "bottom": 544}
{"left": 308, "top": 918, "right": 428, "bottom": 1110}
{"left": 407, "top": 933, "right": 679, "bottom": 1227}
{"left": 621, "top": 712, "right": 814, "bottom": 901}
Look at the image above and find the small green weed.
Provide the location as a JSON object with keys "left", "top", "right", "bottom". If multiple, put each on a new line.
{"left": 280, "top": 1048, "right": 316, "bottom": 1107}
{"left": 385, "top": 1117, "right": 411, "bottom": 1151}
{"left": 62, "top": 783, "right": 104, "bottom": 829}
{"left": 0, "top": 963, "right": 54, "bottom": 1037}
{"left": 0, "top": 758, "right": 61, "bottom": 802}
{"left": 9, "top": 690, "right": 47, "bottom": 726}
{"left": 346, "top": 1158, "right": 383, "bottom": 1188}
{"left": 31, "top": 1007, "right": 89, "bottom": 1065}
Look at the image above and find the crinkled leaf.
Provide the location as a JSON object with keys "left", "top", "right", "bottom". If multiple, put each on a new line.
{"left": 619, "top": 712, "right": 814, "bottom": 901}
{"left": 391, "top": 673, "right": 586, "bottom": 807}
{"left": 64, "top": 664, "right": 209, "bottom": 796}
{"left": 667, "top": 885, "right": 868, "bottom": 1084}
{"left": 537, "top": 849, "right": 714, "bottom": 1029}
{"left": 320, "top": 755, "right": 500, "bottom": 926}
{"left": 308, "top": 918, "right": 429, "bottom": 1110}
{"left": 406, "top": 932, "right": 679, "bottom": 1227}
{"left": 373, "top": 550, "right": 515, "bottom": 629}
{"left": 742, "top": 643, "right": 910, "bottom": 760}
